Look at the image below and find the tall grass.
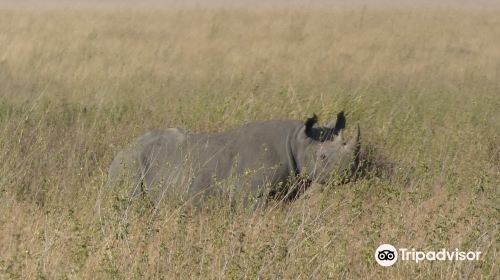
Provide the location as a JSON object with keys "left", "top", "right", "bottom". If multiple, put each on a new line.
{"left": 0, "top": 6, "right": 498, "bottom": 279}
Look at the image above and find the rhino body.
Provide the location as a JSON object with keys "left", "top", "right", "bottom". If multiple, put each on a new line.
{"left": 108, "top": 112, "right": 360, "bottom": 206}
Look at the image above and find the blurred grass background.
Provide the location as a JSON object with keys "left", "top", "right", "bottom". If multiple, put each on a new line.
{"left": 0, "top": 4, "right": 498, "bottom": 279}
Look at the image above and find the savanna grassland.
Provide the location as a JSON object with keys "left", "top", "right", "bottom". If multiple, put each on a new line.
{"left": 0, "top": 3, "right": 499, "bottom": 279}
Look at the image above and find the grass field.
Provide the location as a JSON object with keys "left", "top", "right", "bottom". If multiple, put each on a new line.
{"left": 0, "top": 3, "right": 499, "bottom": 279}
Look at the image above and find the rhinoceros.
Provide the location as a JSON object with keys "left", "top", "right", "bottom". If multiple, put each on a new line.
{"left": 108, "top": 112, "right": 360, "bottom": 207}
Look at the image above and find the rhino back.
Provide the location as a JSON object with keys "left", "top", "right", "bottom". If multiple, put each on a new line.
{"left": 183, "top": 120, "right": 302, "bottom": 198}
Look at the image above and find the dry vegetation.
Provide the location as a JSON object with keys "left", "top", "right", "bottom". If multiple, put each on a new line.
{"left": 0, "top": 4, "right": 499, "bottom": 279}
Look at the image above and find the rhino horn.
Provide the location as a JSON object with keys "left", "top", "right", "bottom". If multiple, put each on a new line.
{"left": 346, "top": 124, "right": 360, "bottom": 151}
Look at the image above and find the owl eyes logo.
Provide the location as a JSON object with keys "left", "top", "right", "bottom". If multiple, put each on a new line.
{"left": 377, "top": 250, "right": 396, "bottom": 261}
{"left": 375, "top": 244, "right": 398, "bottom": 266}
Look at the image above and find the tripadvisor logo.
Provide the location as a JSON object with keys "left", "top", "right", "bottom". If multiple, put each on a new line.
{"left": 375, "top": 244, "right": 482, "bottom": 267}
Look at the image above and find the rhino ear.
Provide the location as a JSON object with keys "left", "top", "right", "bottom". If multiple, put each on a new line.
{"left": 326, "top": 111, "right": 346, "bottom": 135}
{"left": 304, "top": 114, "right": 318, "bottom": 137}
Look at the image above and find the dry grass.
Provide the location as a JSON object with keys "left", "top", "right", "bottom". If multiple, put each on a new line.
{"left": 0, "top": 5, "right": 499, "bottom": 279}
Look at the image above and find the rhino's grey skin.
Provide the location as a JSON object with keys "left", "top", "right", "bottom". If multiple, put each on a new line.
{"left": 108, "top": 112, "right": 360, "bottom": 206}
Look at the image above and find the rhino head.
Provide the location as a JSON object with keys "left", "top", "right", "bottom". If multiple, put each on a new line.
{"left": 295, "top": 112, "right": 361, "bottom": 184}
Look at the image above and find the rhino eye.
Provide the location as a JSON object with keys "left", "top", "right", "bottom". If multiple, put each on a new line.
{"left": 320, "top": 154, "right": 327, "bottom": 160}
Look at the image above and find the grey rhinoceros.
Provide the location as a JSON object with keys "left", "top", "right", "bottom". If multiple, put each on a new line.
{"left": 108, "top": 112, "right": 360, "bottom": 207}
